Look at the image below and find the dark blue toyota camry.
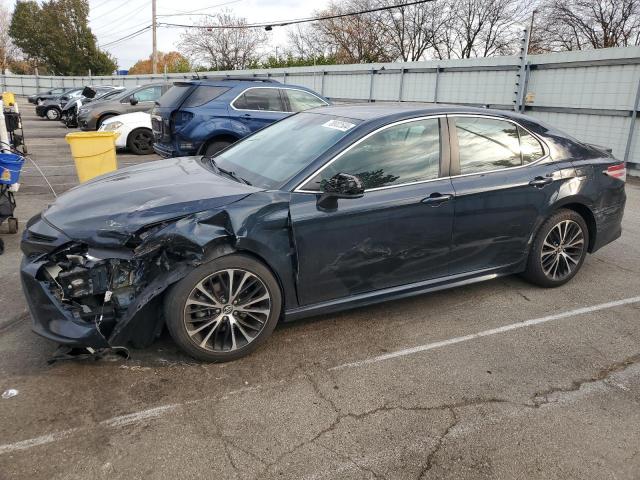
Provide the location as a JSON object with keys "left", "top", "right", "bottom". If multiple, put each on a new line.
{"left": 21, "top": 103, "right": 627, "bottom": 362}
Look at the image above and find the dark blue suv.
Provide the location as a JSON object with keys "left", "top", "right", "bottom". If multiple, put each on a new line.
{"left": 151, "top": 78, "right": 329, "bottom": 157}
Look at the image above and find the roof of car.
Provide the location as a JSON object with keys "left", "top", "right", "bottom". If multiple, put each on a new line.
{"left": 308, "top": 102, "right": 523, "bottom": 121}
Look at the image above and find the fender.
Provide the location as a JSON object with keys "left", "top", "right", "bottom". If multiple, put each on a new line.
{"left": 189, "top": 117, "right": 248, "bottom": 149}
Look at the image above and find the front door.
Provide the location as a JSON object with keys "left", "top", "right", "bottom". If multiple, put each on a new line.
{"left": 448, "top": 115, "right": 564, "bottom": 274}
{"left": 290, "top": 117, "right": 455, "bottom": 306}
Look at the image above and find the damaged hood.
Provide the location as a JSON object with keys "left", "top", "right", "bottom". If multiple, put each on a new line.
{"left": 43, "top": 156, "right": 261, "bottom": 245}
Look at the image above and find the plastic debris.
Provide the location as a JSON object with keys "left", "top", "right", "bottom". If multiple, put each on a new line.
{"left": 2, "top": 389, "right": 18, "bottom": 399}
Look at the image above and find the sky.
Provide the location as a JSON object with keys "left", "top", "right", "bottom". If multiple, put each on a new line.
{"left": 4, "top": 0, "right": 332, "bottom": 69}
{"left": 92, "top": 0, "right": 333, "bottom": 69}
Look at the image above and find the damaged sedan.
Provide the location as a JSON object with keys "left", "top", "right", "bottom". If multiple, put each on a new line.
{"left": 21, "top": 104, "right": 626, "bottom": 362}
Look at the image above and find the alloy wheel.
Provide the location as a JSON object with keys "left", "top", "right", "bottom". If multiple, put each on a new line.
{"left": 46, "top": 109, "right": 59, "bottom": 120}
{"left": 183, "top": 269, "right": 271, "bottom": 352}
{"left": 540, "top": 219, "right": 585, "bottom": 280}
{"left": 132, "top": 130, "right": 153, "bottom": 152}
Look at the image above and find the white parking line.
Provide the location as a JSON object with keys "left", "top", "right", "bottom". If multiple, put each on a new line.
{"left": 330, "top": 296, "right": 640, "bottom": 370}
{"left": 2, "top": 296, "right": 639, "bottom": 456}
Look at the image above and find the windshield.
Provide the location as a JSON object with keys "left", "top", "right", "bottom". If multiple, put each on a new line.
{"left": 209, "top": 112, "right": 361, "bottom": 189}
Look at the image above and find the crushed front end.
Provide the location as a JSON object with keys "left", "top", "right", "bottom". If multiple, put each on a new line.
{"left": 20, "top": 213, "right": 223, "bottom": 350}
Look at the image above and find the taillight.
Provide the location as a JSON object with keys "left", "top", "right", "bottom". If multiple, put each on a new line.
{"left": 604, "top": 163, "right": 626, "bottom": 182}
{"left": 170, "top": 110, "right": 194, "bottom": 133}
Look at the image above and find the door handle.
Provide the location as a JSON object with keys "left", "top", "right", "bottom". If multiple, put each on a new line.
{"left": 529, "top": 176, "right": 553, "bottom": 188}
{"left": 242, "top": 113, "right": 251, "bottom": 118}
{"left": 422, "top": 193, "right": 453, "bottom": 206}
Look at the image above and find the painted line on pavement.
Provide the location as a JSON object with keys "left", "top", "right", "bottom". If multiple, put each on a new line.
{"left": 330, "top": 296, "right": 640, "bottom": 370}
{"left": 2, "top": 296, "right": 639, "bottom": 455}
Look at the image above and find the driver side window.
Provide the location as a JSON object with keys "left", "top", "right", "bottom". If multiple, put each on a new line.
{"left": 131, "top": 86, "right": 162, "bottom": 102}
{"left": 302, "top": 118, "right": 441, "bottom": 191}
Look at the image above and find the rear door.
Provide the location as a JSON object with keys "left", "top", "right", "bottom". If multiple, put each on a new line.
{"left": 230, "top": 87, "right": 289, "bottom": 131}
{"left": 448, "top": 115, "right": 560, "bottom": 274}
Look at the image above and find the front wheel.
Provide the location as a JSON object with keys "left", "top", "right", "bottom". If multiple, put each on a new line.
{"left": 523, "top": 209, "right": 589, "bottom": 288}
{"left": 164, "top": 254, "right": 282, "bottom": 362}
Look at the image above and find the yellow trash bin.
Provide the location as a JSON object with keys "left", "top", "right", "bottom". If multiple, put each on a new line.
{"left": 2, "top": 91, "right": 16, "bottom": 106}
{"left": 65, "top": 131, "right": 120, "bottom": 183}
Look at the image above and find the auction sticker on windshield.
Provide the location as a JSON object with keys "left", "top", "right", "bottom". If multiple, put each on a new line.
{"left": 322, "top": 119, "right": 356, "bottom": 132}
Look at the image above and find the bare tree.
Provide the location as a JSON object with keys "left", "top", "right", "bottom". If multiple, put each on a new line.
{"left": 436, "top": 0, "right": 529, "bottom": 59}
{"left": 374, "top": 0, "right": 447, "bottom": 61}
{"left": 178, "top": 10, "right": 267, "bottom": 70}
{"left": 0, "top": 0, "right": 19, "bottom": 71}
{"left": 537, "top": 0, "right": 640, "bottom": 51}
{"left": 310, "top": 0, "right": 395, "bottom": 63}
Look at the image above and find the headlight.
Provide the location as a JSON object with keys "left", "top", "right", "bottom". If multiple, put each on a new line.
{"left": 101, "top": 121, "right": 123, "bottom": 132}
{"left": 78, "top": 108, "right": 89, "bottom": 114}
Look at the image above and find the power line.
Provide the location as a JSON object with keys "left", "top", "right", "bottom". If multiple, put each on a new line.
{"left": 157, "top": 0, "right": 435, "bottom": 30}
{"left": 100, "top": 25, "right": 152, "bottom": 48}
{"left": 156, "top": 0, "right": 242, "bottom": 17}
{"left": 92, "top": 3, "right": 150, "bottom": 36}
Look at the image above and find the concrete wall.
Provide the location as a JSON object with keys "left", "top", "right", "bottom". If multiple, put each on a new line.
{"left": 3, "top": 46, "right": 640, "bottom": 171}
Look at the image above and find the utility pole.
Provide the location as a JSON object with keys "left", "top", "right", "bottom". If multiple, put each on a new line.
{"left": 152, "top": 0, "right": 158, "bottom": 74}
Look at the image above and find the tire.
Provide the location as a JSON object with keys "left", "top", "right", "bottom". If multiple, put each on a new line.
{"left": 203, "top": 140, "right": 233, "bottom": 157}
{"left": 164, "top": 254, "right": 282, "bottom": 362}
{"left": 523, "top": 209, "right": 589, "bottom": 288}
{"left": 96, "top": 114, "right": 116, "bottom": 130}
{"left": 127, "top": 128, "right": 154, "bottom": 155}
{"left": 45, "top": 107, "right": 60, "bottom": 120}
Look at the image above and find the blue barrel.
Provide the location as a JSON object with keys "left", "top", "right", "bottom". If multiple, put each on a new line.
{"left": 0, "top": 153, "right": 25, "bottom": 184}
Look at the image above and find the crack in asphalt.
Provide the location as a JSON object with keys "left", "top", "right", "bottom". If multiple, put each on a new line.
{"left": 255, "top": 353, "right": 640, "bottom": 478}
{"left": 531, "top": 353, "right": 640, "bottom": 407}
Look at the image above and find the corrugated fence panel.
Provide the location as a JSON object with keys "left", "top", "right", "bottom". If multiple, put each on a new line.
{"left": 3, "top": 46, "right": 640, "bottom": 169}
{"left": 529, "top": 111, "right": 630, "bottom": 159}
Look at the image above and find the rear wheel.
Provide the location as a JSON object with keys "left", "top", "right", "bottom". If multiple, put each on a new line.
{"left": 45, "top": 107, "right": 60, "bottom": 120}
{"left": 203, "top": 140, "right": 233, "bottom": 157}
{"left": 164, "top": 254, "right": 282, "bottom": 362}
{"left": 127, "top": 128, "right": 154, "bottom": 155}
{"left": 524, "top": 209, "right": 588, "bottom": 288}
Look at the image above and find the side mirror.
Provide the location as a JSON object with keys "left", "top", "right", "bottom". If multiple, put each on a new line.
{"left": 129, "top": 96, "right": 138, "bottom": 105}
{"left": 317, "top": 173, "right": 364, "bottom": 210}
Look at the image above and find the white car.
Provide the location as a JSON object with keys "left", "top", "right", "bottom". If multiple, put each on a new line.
{"left": 98, "top": 112, "right": 154, "bottom": 155}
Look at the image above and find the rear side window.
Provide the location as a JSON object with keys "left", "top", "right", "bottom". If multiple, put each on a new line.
{"left": 456, "top": 117, "right": 522, "bottom": 174}
{"left": 303, "top": 118, "right": 441, "bottom": 191}
{"left": 157, "top": 84, "right": 192, "bottom": 107}
{"left": 284, "top": 89, "right": 327, "bottom": 112}
{"left": 233, "top": 88, "right": 285, "bottom": 112}
{"left": 518, "top": 126, "right": 544, "bottom": 163}
{"left": 183, "top": 86, "right": 230, "bottom": 107}
{"left": 133, "top": 86, "right": 163, "bottom": 102}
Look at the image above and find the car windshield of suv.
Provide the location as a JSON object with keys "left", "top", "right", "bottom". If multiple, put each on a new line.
{"left": 208, "top": 112, "right": 361, "bottom": 189}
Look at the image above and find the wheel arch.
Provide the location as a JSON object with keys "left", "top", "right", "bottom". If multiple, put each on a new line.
{"left": 555, "top": 202, "right": 597, "bottom": 253}
{"left": 97, "top": 112, "right": 119, "bottom": 127}
{"left": 200, "top": 238, "right": 289, "bottom": 319}
{"left": 197, "top": 133, "right": 241, "bottom": 155}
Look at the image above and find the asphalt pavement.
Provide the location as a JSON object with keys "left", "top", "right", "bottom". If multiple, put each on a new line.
{"left": 0, "top": 101, "right": 639, "bottom": 479}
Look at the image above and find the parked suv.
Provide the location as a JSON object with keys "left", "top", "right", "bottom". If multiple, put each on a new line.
{"left": 151, "top": 78, "right": 329, "bottom": 157}
{"left": 77, "top": 83, "right": 171, "bottom": 130}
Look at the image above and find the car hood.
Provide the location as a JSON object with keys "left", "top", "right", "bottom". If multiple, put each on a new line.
{"left": 43, "top": 156, "right": 262, "bottom": 246}
{"left": 103, "top": 111, "right": 150, "bottom": 127}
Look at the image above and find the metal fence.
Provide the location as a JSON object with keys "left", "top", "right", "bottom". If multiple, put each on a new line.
{"left": 3, "top": 46, "right": 640, "bottom": 170}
